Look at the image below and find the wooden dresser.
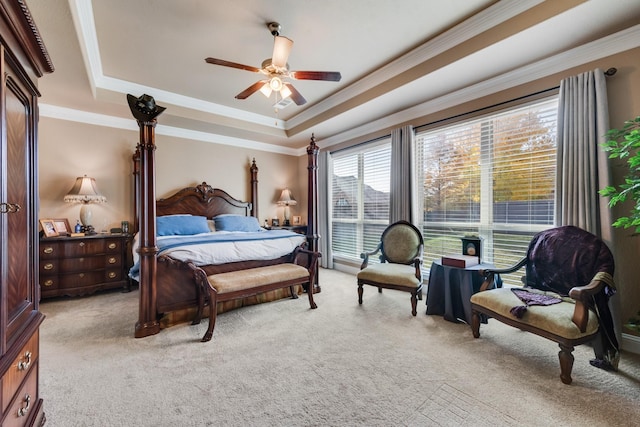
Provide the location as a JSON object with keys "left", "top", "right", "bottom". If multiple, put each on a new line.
{"left": 0, "top": 1, "right": 54, "bottom": 426}
{"left": 39, "top": 234, "right": 131, "bottom": 299}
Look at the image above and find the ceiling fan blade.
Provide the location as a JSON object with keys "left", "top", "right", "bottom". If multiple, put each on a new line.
{"left": 289, "top": 70, "right": 342, "bottom": 82}
{"left": 271, "top": 36, "right": 293, "bottom": 69}
{"left": 235, "top": 80, "right": 268, "bottom": 100}
{"left": 205, "top": 57, "right": 261, "bottom": 73}
{"left": 284, "top": 83, "right": 306, "bottom": 106}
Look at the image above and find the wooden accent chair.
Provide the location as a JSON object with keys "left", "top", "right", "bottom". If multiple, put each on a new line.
{"left": 470, "top": 226, "right": 619, "bottom": 384}
{"left": 357, "top": 221, "right": 424, "bottom": 315}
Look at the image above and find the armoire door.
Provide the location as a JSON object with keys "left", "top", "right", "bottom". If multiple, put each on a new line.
{"left": 1, "top": 50, "right": 40, "bottom": 351}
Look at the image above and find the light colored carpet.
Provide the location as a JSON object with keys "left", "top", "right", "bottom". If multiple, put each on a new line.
{"left": 39, "top": 268, "right": 640, "bottom": 426}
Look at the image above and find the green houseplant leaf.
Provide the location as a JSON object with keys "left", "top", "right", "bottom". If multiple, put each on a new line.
{"left": 599, "top": 116, "right": 640, "bottom": 234}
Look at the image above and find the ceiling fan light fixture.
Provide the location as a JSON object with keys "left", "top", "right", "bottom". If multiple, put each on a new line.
{"left": 259, "top": 82, "right": 273, "bottom": 98}
{"left": 279, "top": 84, "right": 292, "bottom": 99}
{"left": 269, "top": 76, "right": 283, "bottom": 92}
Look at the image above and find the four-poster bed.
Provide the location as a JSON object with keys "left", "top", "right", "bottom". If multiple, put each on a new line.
{"left": 128, "top": 94, "right": 320, "bottom": 338}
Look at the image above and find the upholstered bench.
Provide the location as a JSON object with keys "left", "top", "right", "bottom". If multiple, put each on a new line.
{"left": 188, "top": 248, "right": 319, "bottom": 342}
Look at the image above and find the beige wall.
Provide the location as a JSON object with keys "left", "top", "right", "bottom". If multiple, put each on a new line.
{"left": 38, "top": 119, "right": 305, "bottom": 232}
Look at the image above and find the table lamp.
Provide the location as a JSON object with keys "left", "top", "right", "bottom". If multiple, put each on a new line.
{"left": 64, "top": 175, "right": 106, "bottom": 234}
{"left": 277, "top": 188, "right": 297, "bottom": 226}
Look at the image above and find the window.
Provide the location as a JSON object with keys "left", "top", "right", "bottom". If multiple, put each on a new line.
{"left": 331, "top": 139, "right": 391, "bottom": 261}
{"left": 415, "top": 97, "right": 558, "bottom": 285}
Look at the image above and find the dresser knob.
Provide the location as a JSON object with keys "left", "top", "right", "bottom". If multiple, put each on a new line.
{"left": 108, "top": 271, "right": 117, "bottom": 279}
{"left": 43, "top": 263, "right": 53, "bottom": 270}
{"left": 44, "top": 279, "right": 54, "bottom": 287}
{"left": 108, "top": 243, "right": 117, "bottom": 249}
{"left": 79, "top": 242, "right": 85, "bottom": 247}
{"left": 108, "top": 257, "right": 117, "bottom": 264}
{"left": 43, "top": 247, "right": 54, "bottom": 254}
{"left": 79, "top": 273, "right": 85, "bottom": 278}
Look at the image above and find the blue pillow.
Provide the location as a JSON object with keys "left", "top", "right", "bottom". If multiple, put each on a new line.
{"left": 214, "top": 215, "right": 262, "bottom": 232}
{"left": 157, "top": 215, "right": 210, "bottom": 236}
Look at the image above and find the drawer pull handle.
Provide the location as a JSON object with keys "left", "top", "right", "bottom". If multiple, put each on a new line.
{"left": 17, "top": 351, "right": 32, "bottom": 371}
{"left": 1, "top": 203, "right": 21, "bottom": 213}
{"left": 17, "top": 394, "right": 31, "bottom": 417}
{"left": 44, "top": 263, "right": 54, "bottom": 270}
{"left": 43, "top": 247, "right": 54, "bottom": 254}
{"left": 79, "top": 242, "right": 85, "bottom": 247}
{"left": 79, "top": 273, "right": 85, "bottom": 278}
{"left": 108, "top": 257, "right": 117, "bottom": 264}
{"left": 108, "top": 243, "right": 117, "bottom": 249}
{"left": 108, "top": 271, "right": 117, "bottom": 279}
{"left": 44, "top": 279, "right": 54, "bottom": 287}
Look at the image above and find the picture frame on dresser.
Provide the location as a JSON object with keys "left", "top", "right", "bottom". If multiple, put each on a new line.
{"left": 52, "top": 218, "right": 71, "bottom": 236}
{"left": 292, "top": 215, "right": 302, "bottom": 225}
{"left": 40, "top": 219, "right": 58, "bottom": 237}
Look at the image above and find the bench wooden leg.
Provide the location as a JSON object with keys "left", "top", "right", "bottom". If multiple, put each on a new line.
{"left": 202, "top": 290, "right": 218, "bottom": 342}
{"left": 358, "top": 284, "right": 364, "bottom": 304}
{"left": 290, "top": 285, "right": 298, "bottom": 299}
{"left": 558, "top": 344, "right": 575, "bottom": 385}
{"left": 307, "top": 277, "right": 317, "bottom": 309}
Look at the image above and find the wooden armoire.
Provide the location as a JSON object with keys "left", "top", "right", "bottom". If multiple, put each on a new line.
{"left": 0, "top": 1, "right": 53, "bottom": 426}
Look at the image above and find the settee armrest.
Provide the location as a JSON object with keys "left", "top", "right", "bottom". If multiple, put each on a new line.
{"left": 568, "top": 279, "right": 607, "bottom": 332}
{"left": 477, "top": 256, "right": 527, "bottom": 291}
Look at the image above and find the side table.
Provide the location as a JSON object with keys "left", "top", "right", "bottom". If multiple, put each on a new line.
{"left": 425, "top": 260, "right": 497, "bottom": 324}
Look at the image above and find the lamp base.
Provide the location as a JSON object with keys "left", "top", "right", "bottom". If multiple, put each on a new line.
{"left": 283, "top": 220, "right": 291, "bottom": 226}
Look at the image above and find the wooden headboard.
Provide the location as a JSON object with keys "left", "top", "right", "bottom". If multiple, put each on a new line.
{"left": 156, "top": 182, "right": 252, "bottom": 218}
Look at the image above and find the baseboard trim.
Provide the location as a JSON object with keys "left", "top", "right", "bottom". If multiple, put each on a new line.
{"left": 621, "top": 332, "right": 640, "bottom": 355}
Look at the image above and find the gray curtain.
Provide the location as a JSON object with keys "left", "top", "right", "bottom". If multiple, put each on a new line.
{"left": 556, "top": 68, "right": 621, "bottom": 355}
{"left": 318, "top": 151, "right": 333, "bottom": 268}
{"left": 555, "top": 68, "right": 614, "bottom": 246}
{"left": 390, "top": 125, "right": 415, "bottom": 224}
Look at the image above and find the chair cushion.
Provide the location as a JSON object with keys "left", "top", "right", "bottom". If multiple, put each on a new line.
{"left": 357, "top": 263, "right": 420, "bottom": 288}
{"left": 471, "top": 288, "right": 599, "bottom": 340}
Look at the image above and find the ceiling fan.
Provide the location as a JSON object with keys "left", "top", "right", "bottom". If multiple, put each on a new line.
{"left": 205, "top": 22, "right": 341, "bottom": 106}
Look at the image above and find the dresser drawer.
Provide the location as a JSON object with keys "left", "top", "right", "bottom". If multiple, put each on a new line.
{"left": 1, "top": 362, "right": 38, "bottom": 427}
{"left": 58, "top": 271, "right": 106, "bottom": 289}
{"left": 61, "top": 239, "right": 106, "bottom": 257}
{"left": 2, "top": 331, "right": 38, "bottom": 414}
{"left": 60, "top": 254, "right": 122, "bottom": 273}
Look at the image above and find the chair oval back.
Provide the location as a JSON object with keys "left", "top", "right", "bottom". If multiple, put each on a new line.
{"left": 381, "top": 221, "right": 423, "bottom": 264}
{"left": 526, "top": 225, "right": 614, "bottom": 295}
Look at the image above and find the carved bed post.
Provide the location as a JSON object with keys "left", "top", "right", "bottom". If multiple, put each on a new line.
{"left": 307, "top": 134, "right": 321, "bottom": 292}
{"left": 250, "top": 158, "right": 259, "bottom": 219}
{"left": 132, "top": 148, "right": 140, "bottom": 234}
{"left": 127, "top": 94, "right": 166, "bottom": 338}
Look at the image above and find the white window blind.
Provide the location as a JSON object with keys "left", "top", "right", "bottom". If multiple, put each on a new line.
{"left": 331, "top": 140, "right": 391, "bottom": 261}
{"left": 415, "top": 97, "right": 558, "bottom": 285}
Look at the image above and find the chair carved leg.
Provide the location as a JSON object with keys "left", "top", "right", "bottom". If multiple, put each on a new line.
{"left": 410, "top": 293, "right": 418, "bottom": 316}
{"left": 471, "top": 311, "right": 481, "bottom": 338}
{"left": 358, "top": 284, "right": 364, "bottom": 304}
{"left": 558, "top": 344, "right": 575, "bottom": 385}
{"left": 378, "top": 287, "right": 382, "bottom": 293}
